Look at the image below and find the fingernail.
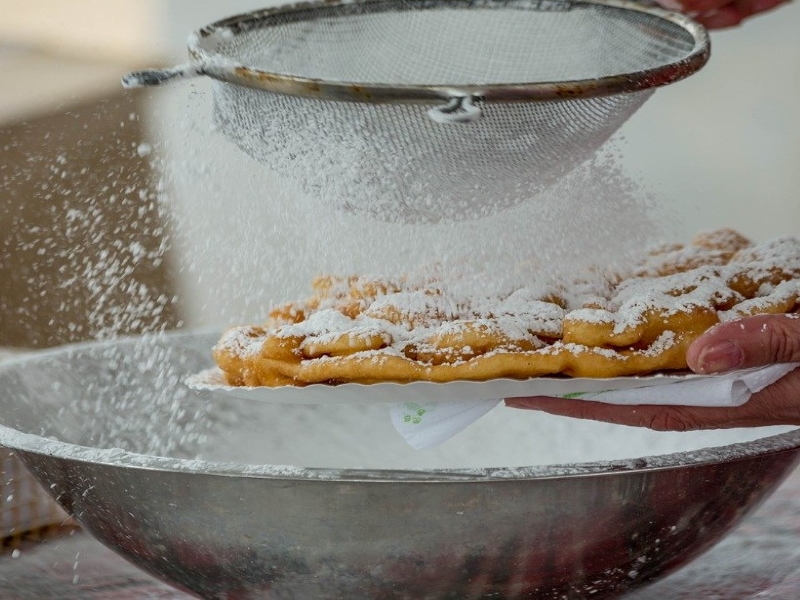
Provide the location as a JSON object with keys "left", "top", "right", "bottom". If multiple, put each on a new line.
{"left": 697, "top": 340, "right": 744, "bottom": 373}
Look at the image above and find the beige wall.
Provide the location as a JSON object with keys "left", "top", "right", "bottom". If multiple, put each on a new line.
{"left": 0, "top": 0, "right": 162, "bottom": 62}
{"left": 620, "top": 10, "right": 800, "bottom": 240}
{"left": 0, "top": 3, "right": 180, "bottom": 347}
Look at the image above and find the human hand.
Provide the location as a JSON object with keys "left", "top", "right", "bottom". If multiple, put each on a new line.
{"left": 656, "top": 0, "right": 789, "bottom": 29}
{"left": 505, "top": 314, "right": 800, "bottom": 431}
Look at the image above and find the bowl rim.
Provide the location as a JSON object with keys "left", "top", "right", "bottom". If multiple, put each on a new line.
{"left": 2, "top": 334, "right": 799, "bottom": 483}
{"left": 5, "top": 425, "right": 800, "bottom": 483}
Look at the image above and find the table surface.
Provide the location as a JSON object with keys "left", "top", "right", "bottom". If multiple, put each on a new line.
{"left": 2, "top": 466, "right": 800, "bottom": 599}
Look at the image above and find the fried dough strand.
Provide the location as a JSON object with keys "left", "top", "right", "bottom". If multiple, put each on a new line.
{"left": 212, "top": 229, "right": 800, "bottom": 387}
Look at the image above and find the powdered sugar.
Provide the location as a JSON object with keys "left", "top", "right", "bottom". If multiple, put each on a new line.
{"left": 642, "top": 330, "right": 678, "bottom": 357}
{"left": 215, "top": 326, "right": 265, "bottom": 358}
{"left": 278, "top": 309, "right": 356, "bottom": 338}
{"left": 215, "top": 233, "right": 800, "bottom": 383}
{"left": 721, "top": 279, "right": 800, "bottom": 321}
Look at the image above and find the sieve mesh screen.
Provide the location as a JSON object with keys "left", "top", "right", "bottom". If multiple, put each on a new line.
{"left": 214, "top": 83, "right": 653, "bottom": 221}
{"left": 125, "top": 0, "right": 708, "bottom": 222}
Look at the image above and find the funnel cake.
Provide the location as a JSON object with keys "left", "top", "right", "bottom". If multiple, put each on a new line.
{"left": 213, "top": 230, "right": 800, "bottom": 387}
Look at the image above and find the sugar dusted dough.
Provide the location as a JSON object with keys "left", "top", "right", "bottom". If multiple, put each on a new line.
{"left": 213, "top": 230, "right": 800, "bottom": 387}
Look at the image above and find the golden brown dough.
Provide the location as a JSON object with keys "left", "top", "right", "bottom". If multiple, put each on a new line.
{"left": 212, "top": 230, "right": 800, "bottom": 387}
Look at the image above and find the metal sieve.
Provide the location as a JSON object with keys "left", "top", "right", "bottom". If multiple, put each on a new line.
{"left": 124, "top": 0, "right": 710, "bottom": 222}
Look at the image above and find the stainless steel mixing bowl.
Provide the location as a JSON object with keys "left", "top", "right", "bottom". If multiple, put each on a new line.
{"left": 1, "top": 331, "right": 798, "bottom": 599}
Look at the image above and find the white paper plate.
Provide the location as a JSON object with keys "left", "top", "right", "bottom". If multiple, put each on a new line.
{"left": 186, "top": 367, "right": 715, "bottom": 405}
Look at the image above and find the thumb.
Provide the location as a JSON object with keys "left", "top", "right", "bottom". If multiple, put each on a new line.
{"left": 687, "top": 314, "right": 800, "bottom": 374}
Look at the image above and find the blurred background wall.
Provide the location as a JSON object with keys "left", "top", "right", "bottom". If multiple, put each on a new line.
{"left": 1, "top": 0, "right": 799, "bottom": 334}
{"left": 0, "top": 1, "right": 177, "bottom": 346}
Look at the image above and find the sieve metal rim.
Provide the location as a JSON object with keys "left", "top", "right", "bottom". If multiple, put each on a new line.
{"left": 184, "top": 0, "right": 710, "bottom": 104}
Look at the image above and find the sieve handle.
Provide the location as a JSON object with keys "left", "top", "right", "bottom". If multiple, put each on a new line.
{"left": 427, "top": 96, "right": 482, "bottom": 124}
{"left": 122, "top": 64, "right": 203, "bottom": 89}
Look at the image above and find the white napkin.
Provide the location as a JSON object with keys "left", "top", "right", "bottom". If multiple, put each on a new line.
{"left": 390, "top": 398, "right": 501, "bottom": 450}
{"left": 390, "top": 364, "right": 800, "bottom": 450}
